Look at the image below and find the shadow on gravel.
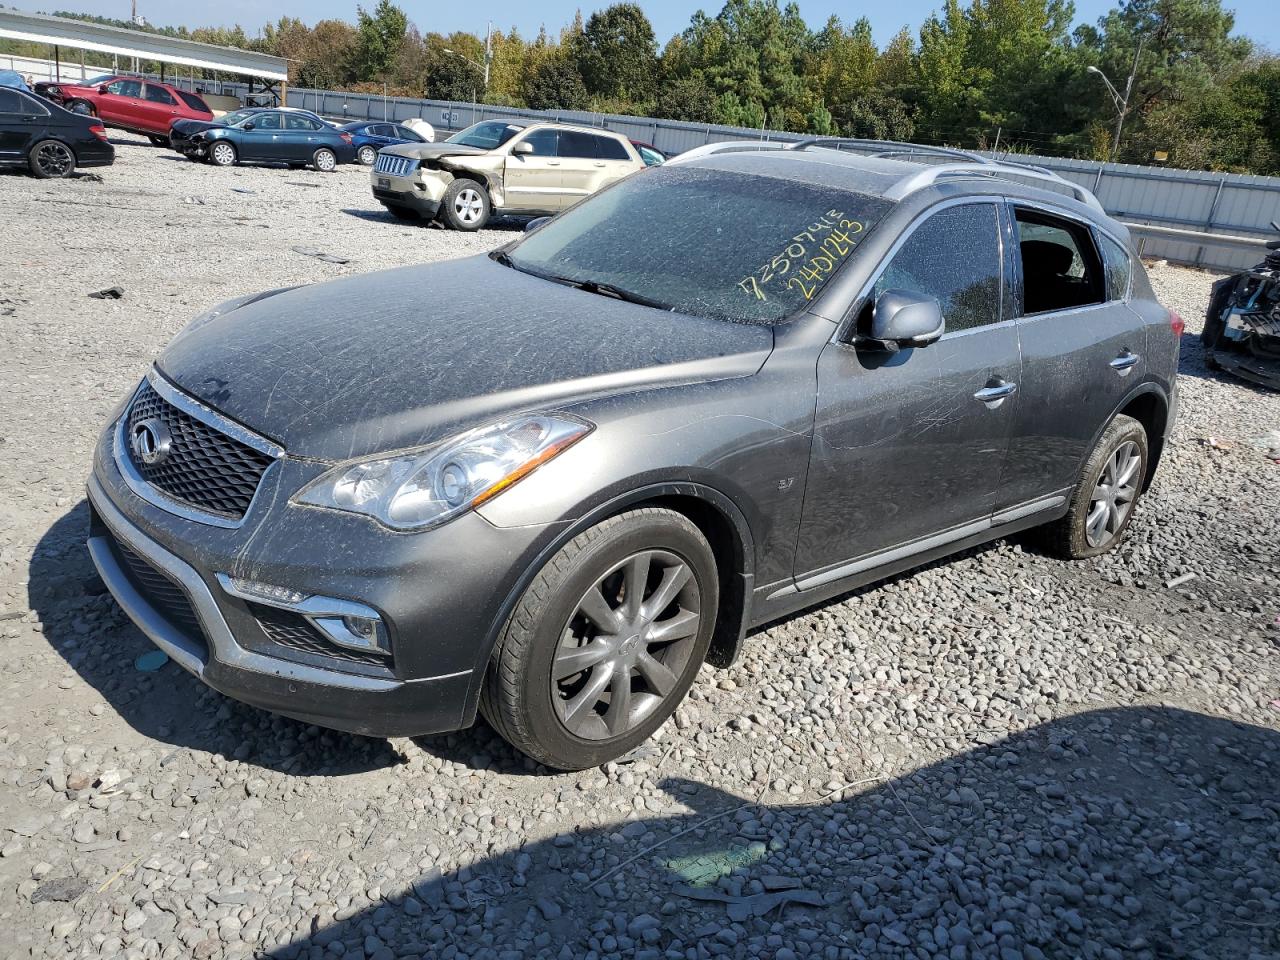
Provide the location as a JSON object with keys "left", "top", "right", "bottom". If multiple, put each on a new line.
{"left": 28, "top": 502, "right": 402, "bottom": 777}
{"left": 268, "top": 706, "right": 1280, "bottom": 960}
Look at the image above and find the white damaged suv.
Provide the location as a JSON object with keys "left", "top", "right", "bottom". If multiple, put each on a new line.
{"left": 370, "top": 119, "right": 645, "bottom": 230}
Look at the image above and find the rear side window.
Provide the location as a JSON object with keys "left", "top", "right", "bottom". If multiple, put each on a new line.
{"left": 1098, "top": 233, "right": 1133, "bottom": 301}
{"left": 871, "top": 203, "right": 1003, "bottom": 333}
{"left": 394, "top": 125, "right": 424, "bottom": 141}
{"left": 1016, "top": 210, "right": 1106, "bottom": 314}
{"left": 177, "top": 91, "right": 209, "bottom": 112}
{"left": 107, "top": 79, "right": 143, "bottom": 98}
{"left": 0, "top": 89, "right": 24, "bottom": 113}
{"left": 143, "top": 84, "right": 176, "bottom": 105}
{"left": 558, "top": 131, "right": 596, "bottom": 159}
{"left": 286, "top": 114, "right": 320, "bottom": 131}
{"left": 596, "top": 135, "right": 630, "bottom": 161}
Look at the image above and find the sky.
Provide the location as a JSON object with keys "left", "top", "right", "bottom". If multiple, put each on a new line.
{"left": 13, "top": 0, "right": 1278, "bottom": 50}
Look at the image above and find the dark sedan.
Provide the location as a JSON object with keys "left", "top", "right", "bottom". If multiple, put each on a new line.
{"left": 0, "top": 84, "right": 113, "bottom": 177}
{"left": 173, "top": 108, "right": 355, "bottom": 171}
{"left": 340, "top": 120, "right": 428, "bottom": 166}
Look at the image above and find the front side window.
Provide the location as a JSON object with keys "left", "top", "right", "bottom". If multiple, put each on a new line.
{"left": 1016, "top": 210, "right": 1106, "bottom": 314}
{"left": 143, "top": 84, "right": 176, "bottom": 105}
{"left": 446, "top": 120, "right": 523, "bottom": 149}
{"left": 871, "top": 204, "right": 1003, "bottom": 333}
{"left": 517, "top": 129, "right": 558, "bottom": 157}
{"left": 106, "top": 79, "right": 143, "bottom": 98}
{"left": 253, "top": 112, "right": 281, "bottom": 130}
{"left": 1097, "top": 233, "right": 1133, "bottom": 301}
{"left": 505, "top": 166, "right": 888, "bottom": 324}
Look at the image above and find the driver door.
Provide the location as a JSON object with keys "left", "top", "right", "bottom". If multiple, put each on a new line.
{"left": 793, "top": 201, "right": 1022, "bottom": 585}
{"left": 240, "top": 111, "right": 280, "bottom": 160}
{"left": 99, "top": 78, "right": 143, "bottom": 126}
{"left": 505, "top": 129, "right": 563, "bottom": 212}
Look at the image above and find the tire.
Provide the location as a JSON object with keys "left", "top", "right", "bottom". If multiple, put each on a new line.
{"left": 68, "top": 100, "right": 94, "bottom": 116}
{"left": 312, "top": 147, "right": 337, "bottom": 172}
{"left": 357, "top": 145, "right": 377, "bottom": 166}
{"left": 480, "top": 508, "right": 719, "bottom": 770}
{"left": 209, "top": 141, "right": 237, "bottom": 167}
{"left": 148, "top": 135, "right": 168, "bottom": 147}
{"left": 1043, "top": 414, "right": 1148, "bottom": 559}
{"left": 28, "top": 139, "right": 76, "bottom": 179}
{"left": 440, "top": 178, "right": 490, "bottom": 231}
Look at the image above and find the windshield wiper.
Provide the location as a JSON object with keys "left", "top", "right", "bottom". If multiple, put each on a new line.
{"left": 559, "top": 278, "right": 672, "bottom": 311}
{"left": 489, "top": 249, "right": 515, "bottom": 268}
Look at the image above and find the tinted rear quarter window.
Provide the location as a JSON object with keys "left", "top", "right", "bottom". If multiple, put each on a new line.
{"left": 177, "top": 91, "right": 209, "bottom": 112}
{"left": 0, "top": 89, "right": 24, "bottom": 113}
{"left": 872, "top": 204, "right": 1003, "bottom": 333}
{"left": 1098, "top": 233, "right": 1133, "bottom": 300}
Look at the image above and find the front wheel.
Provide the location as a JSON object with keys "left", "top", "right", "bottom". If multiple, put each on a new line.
{"left": 148, "top": 135, "right": 168, "bottom": 147}
{"left": 209, "top": 141, "right": 237, "bottom": 167}
{"left": 313, "top": 147, "right": 337, "bottom": 172}
{"left": 440, "top": 178, "right": 490, "bottom": 230}
{"left": 357, "top": 145, "right": 377, "bottom": 166}
{"left": 1043, "top": 414, "right": 1148, "bottom": 559}
{"left": 68, "top": 100, "right": 94, "bottom": 116}
{"left": 481, "top": 508, "right": 718, "bottom": 770}
{"left": 29, "top": 139, "right": 76, "bottom": 179}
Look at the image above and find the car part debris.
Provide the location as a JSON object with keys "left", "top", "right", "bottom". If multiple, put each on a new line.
{"left": 1165, "top": 572, "right": 1198, "bottom": 589}
{"left": 674, "top": 883, "right": 824, "bottom": 920}
{"left": 31, "top": 876, "right": 90, "bottom": 904}
{"left": 292, "top": 245, "right": 351, "bottom": 265}
{"left": 88, "top": 285, "right": 124, "bottom": 300}
{"left": 1203, "top": 221, "right": 1280, "bottom": 391}
{"left": 134, "top": 650, "right": 168, "bottom": 671}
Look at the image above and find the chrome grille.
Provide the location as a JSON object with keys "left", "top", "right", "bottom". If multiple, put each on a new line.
{"left": 373, "top": 153, "right": 418, "bottom": 177}
{"left": 123, "top": 380, "right": 275, "bottom": 521}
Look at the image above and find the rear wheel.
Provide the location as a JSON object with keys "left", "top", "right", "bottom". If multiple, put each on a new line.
{"left": 357, "top": 145, "right": 377, "bottom": 166}
{"left": 312, "top": 147, "right": 337, "bottom": 172}
{"left": 440, "top": 178, "right": 490, "bottom": 231}
{"left": 481, "top": 508, "right": 718, "bottom": 770}
{"left": 1043, "top": 414, "right": 1148, "bottom": 559}
{"left": 148, "top": 135, "right": 169, "bottom": 147}
{"left": 209, "top": 141, "right": 237, "bottom": 167}
{"left": 29, "top": 140, "right": 76, "bottom": 179}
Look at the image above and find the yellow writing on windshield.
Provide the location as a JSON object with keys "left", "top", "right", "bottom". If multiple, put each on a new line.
{"left": 738, "top": 214, "right": 865, "bottom": 302}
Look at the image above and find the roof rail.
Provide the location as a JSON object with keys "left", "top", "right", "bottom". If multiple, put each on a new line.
{"left": 663, "top": 140, "right": 791, "bottom": 165}
{"left": 788, "top": 137, "right": 986, "bottom": 162}
{"left": 884, "top": 161, "right": 1106, "bottom": 212}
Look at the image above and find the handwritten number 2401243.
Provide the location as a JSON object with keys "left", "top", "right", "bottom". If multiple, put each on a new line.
{"left": 737, "top": 214, "right": 865, "bottom": 303}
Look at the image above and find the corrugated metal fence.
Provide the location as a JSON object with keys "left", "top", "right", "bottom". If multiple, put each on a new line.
{"left": 183, "top": 80, "right": 1280, "bottom": 273}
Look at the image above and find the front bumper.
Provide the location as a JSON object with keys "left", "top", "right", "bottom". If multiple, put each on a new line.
{"left": 87, "top": 405, "right": 557, "bottom": 738}
{"left": 370, "top": 168, "right": 446, "bottom": 218}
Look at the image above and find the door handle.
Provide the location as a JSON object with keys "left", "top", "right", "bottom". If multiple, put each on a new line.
{"left": 1109, "top": 351, "right": 1140, "bottom": 372}
{"left": 594, "top": 161, "right": 606, "bottom": 167}
{"left": 547, "top": 160, "right": 561, "bottom": 166}
{"left": 973, "top": 381, "right": 1018, "bottom": 403}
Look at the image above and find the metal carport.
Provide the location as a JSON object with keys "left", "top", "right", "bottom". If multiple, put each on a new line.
{"left": 0, "top": 9, "right": 288, "bottom": 103}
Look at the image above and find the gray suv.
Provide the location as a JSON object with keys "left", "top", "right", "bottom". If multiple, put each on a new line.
{"left": 88, "top": 139, "right": 1179, "bottom": 770}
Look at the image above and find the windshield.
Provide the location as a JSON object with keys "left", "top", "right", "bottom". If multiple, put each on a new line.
{"left": 222, "top": 110, "right": 259, "bottom": 126}
{"left": 504, "top": 167, "right": 888, "bottom": 324}
{"left": 446, "top": 120, "right": 524, "bottom": 150}
{"left": 83, "top": 74, "right": 116, "bottom": 87}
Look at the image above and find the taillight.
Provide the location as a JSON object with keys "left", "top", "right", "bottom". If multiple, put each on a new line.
{"left": 1169, "top": 310, "right": 1185, "bottom": 337}
{"left": 89, "top": 124, "right": 108, "bottom": 142}
{"left": 340, "top": 133, "right": 353, "bottom": 144}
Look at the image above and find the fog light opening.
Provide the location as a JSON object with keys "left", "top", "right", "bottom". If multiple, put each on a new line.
{"left": 311, "top": 614, "right": 391, "bottom": 656}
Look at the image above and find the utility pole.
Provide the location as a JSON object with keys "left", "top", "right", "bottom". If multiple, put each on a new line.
{"left": 483, "top": 21, "right": 492, "bottom": 91}
{"left": 1087, "top": 38, "right": 1143, "bottom": 162}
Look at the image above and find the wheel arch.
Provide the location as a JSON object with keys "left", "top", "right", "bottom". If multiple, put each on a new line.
{"left": 1113, "top": 385, "right": 1170, "bottom": 491}
{"left": 460, "top": 481, "right": 757, "bottom": 727}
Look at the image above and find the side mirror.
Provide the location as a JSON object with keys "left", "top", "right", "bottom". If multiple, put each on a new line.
{"left": 525, "top": 216, "right": 550, "bottom": 233}
{"left": 512, "top": 140, "right": 534, "bottom": 155}
{"left": 241, "top": 121, "right": 255, "bottom": 130}
{"left": 98, "top": 85, "right": 110, "bottom": 95}
{"left": 869, "top": 289, "right": 945, "bottom": 346}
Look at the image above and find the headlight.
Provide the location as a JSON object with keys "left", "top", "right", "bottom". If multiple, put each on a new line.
{"left": 294, "top": 414, "right": 593, "bottom": 531}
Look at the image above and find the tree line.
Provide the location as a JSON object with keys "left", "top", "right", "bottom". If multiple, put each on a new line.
{"left": 10, "top": 0, "right": 1279, "bottom": 174}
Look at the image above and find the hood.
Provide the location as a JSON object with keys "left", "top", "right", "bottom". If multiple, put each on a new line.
{"left": 383, "top": 142, "right": 490, "bottom": 161}
{"left": 156, "top": 257, "right": 773, "bottom": 462}
{"left": 172, "top": 118, "right": 225, "bottom": 135}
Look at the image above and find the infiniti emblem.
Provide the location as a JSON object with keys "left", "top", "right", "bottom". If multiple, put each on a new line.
{"left": 131, "top": 418, "right": 172, "bottom": 466}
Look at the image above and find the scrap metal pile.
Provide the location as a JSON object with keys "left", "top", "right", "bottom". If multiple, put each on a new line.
{"left": 1204, "top": 222, "right": 1280, "bottom": 390}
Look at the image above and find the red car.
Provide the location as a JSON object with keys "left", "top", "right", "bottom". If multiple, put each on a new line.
{"left": 35, "top": 74, "right": 212, "bottom": 145}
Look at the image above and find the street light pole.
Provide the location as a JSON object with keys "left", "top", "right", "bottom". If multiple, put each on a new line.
{"left": 1087, "top": 38, "right": 1143, "bottom": 162}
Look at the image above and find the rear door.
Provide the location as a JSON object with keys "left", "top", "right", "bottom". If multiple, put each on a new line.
{"left": 99, "top": 78, "right": 143, "bottom": 126}
{"left": 794, "top": 200, "right": 1022, "bottom": 582}
{"left": 0, "top": 88, "right": 41, "bottom": 161}
{"left": 139, "top": 83, "right": 180, "bottom": 134}
{"left": 1000, "top": 204, "right": 1148, "bottom": 508}
{"left": 505, "top": 128, "right": 563, "bottom": 212}
{"left": 556, "top": 131, "right": 636, "bottom": 209}
{"left": 281, "top": 113, "right": 324, "bottom": 160}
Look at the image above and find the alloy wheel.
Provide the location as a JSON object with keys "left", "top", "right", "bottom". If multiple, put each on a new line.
{"left": 35, "top": 142, "right": 73, "bottom": 177}
{"left": 1085, "top": 440, "right": 1141, "bottom": 548}
{"left": 358, "top": 146, "right": 376, "bottom": 165}
{"left": 71, "top": 101, "right": 92, "bottom": 115}
{"left": 551, "top": 549, "right": 701, "bottom": 741}
{"left": 316, "top": 150, "right": 336, "bottom": 171}
{"left": 211, "top": 142, "right": 235, "bottom": 166}
{"left": 454, "top": 188, "right": 484, "bottom": 223}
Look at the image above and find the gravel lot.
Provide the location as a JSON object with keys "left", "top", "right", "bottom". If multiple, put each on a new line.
{"left": 1, "top": 135, "right": 1278, "bottom": 960}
